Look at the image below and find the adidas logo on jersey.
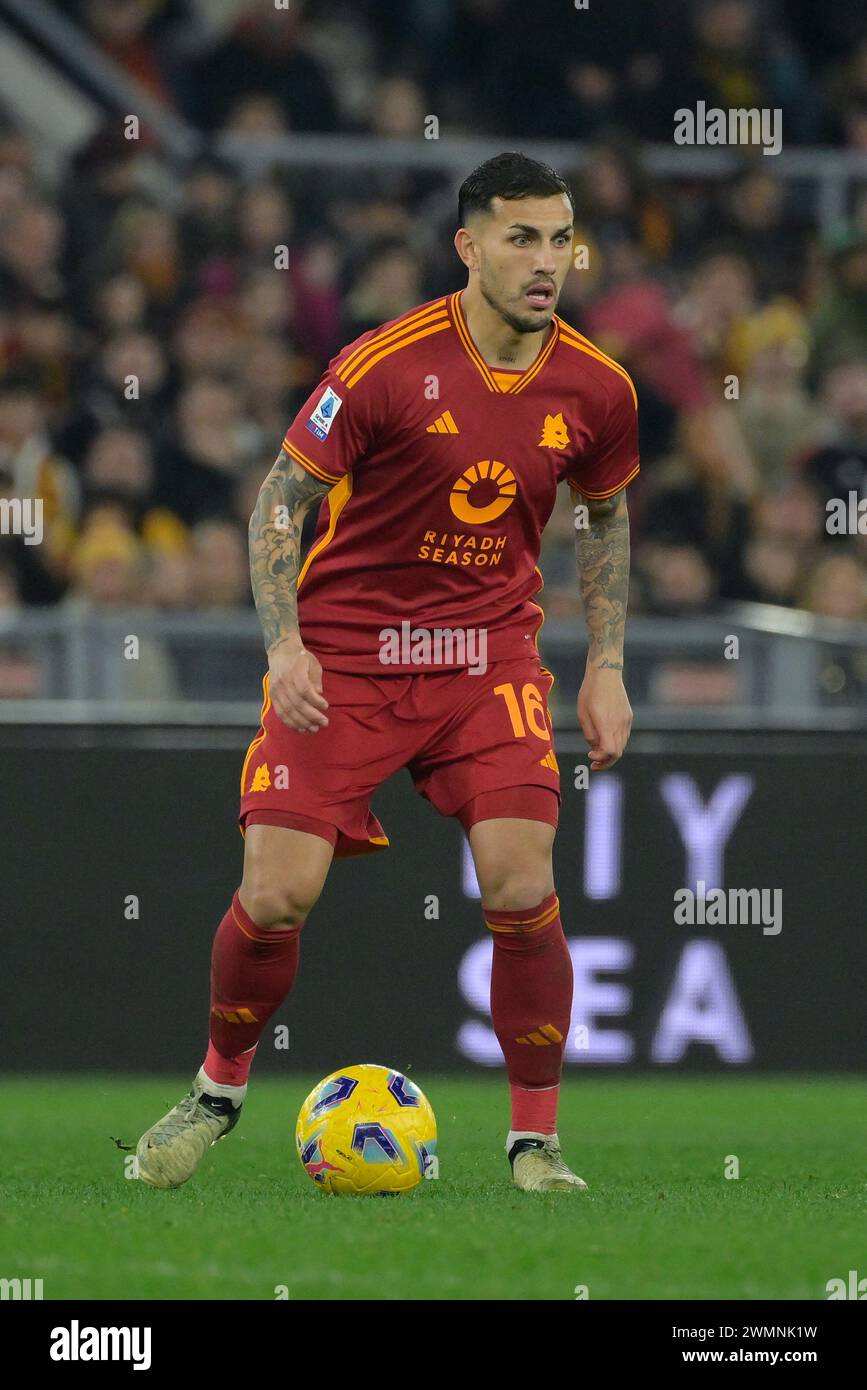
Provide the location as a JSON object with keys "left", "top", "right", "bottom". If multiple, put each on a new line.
{"left": 426, "top": 410, "right": 459, "bottom": 434}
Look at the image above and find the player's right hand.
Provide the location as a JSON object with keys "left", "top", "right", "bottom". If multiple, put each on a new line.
{"left": 267, "top": 636, "right": 329, "bottom": 732}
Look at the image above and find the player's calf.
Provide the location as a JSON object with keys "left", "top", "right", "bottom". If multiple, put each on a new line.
{"left": 476, "top": 873, "right": 578, "bottom": 1191}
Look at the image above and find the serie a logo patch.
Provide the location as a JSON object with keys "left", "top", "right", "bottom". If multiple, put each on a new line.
{"left": 306, "top": 386, "right": 343, "bottom": 441}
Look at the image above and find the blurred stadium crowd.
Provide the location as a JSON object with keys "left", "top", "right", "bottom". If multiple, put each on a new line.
{"left": 1, "top": 0, "right": 867, "bottom": 664}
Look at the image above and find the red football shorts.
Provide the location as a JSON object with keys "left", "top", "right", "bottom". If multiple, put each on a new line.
{"left": 239, "top": 656, "right": 561, "bottom": 856}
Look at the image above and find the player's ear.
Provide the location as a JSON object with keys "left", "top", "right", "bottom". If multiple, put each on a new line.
{"left": 454, "top": 226, "right": 479, "bottom": 273}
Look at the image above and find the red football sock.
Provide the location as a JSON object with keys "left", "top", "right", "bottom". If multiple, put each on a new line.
{"left": 484, "top": 890, "right": 572, "bottom": 1135}
{"left": 204, "top": 890, "right": 301, "bottom": 1087}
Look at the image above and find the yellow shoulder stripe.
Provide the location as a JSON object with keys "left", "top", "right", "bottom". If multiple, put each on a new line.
{"left": 556, "top": 317, "right": 633, "bottom": 375}
{"left": 282, "top": 439, "right": 342, "bottom": 485}
{"left": 570, "top": 460, "right": 640, "bottom": 499}
{"left": 557, "top": 323, "right": 638, "bottom": 409}
{"left": 342, "top": 319, "right": 451, "bottom": 389}
{"left": 336, "top": 300, "right": 448, "bottom": 384}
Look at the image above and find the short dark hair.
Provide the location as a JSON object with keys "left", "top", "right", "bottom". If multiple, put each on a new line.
{"left": 458, "top": 151, "right": 574, "bottom": 228}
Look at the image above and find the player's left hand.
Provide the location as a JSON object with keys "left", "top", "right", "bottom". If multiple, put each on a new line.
{"left": 577, "top": 665, "right": 633, "bottom": 771}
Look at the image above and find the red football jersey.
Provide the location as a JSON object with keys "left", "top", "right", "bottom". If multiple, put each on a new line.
{"left": 281, "top": 291, "right": 639, "bottom": 672}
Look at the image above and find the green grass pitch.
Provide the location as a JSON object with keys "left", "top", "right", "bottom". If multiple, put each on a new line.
{"left": 1, "top": 1076, "right": 865, "bottom": 1301}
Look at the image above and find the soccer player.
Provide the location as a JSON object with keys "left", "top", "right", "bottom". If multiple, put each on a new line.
{"left": 136, "top": 152, "right": 638, "bottom": 1193}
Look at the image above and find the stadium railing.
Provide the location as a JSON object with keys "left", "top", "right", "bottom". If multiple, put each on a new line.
{"left": 2, "top": 606, "right": 865, "bottom": 729}
{"left": 4, "top": 0, "right": 867, "bottom": 230}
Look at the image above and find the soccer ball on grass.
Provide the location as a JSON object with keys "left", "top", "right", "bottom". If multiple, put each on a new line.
{"left": 296, "top": 1063, "right": 437, "bottom": 1195}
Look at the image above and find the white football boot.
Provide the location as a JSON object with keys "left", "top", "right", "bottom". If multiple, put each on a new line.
{"left": 508, "top": 1133, "right": 588, "bottom": 1193}
{"left": 134, "top": 1068, "right": 243, "bottom": 1189}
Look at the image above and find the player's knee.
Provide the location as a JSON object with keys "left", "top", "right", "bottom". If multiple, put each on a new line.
{"left": 239, "top": 873, "right": 323, "bottom": 930}
{"left": 481, "top": 868, "right": 554, "bottom": 913}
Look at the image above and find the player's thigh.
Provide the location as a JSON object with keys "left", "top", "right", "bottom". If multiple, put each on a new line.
{"left": 469, "top": 816, "right": 555, "bottom": 910}
{"left": 239, "top": 823, "right": 334, "bottom": 927}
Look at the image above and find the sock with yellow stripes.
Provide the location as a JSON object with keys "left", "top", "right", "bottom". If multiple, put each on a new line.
{"left": 484, "top": 890, "right": 572, "bottom": 1135}
{"left": 203, "top": 890, "right": 301, "bottom": 1088}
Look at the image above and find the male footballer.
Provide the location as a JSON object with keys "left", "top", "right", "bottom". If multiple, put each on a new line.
{"left": 136, "top": 152, "right": 638, "bottom": 1193}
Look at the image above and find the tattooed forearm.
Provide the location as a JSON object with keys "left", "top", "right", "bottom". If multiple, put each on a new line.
{"left": 249, "top": 453, "right": 331, "bottom": 652}
{"left": 574, "top": 488, "right": 630, "bottom": 669}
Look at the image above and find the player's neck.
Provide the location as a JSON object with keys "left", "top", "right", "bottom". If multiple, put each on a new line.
{"left": 459, "top": 286, "right": 550, "bottom": 371}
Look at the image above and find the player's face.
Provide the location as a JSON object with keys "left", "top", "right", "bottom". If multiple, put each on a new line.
{"left": 475, "top": 194, "right": 574, "bottom": 334}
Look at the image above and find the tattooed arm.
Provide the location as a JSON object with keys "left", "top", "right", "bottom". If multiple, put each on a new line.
{"left": 574, "top": 488, "right": 633, "bottom": 769}
{"left": 249, "top": 453, "right": 332, "bottom": 731}
{"left": 249, "top": 453, "right": 329, "bottom": 651}
{"left": 575, "top": 488, "right": 630, "bottom": 669}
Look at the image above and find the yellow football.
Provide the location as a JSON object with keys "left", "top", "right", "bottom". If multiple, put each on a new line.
{"left": 296, "top": 1064, "right": 437, "bottom": 1195}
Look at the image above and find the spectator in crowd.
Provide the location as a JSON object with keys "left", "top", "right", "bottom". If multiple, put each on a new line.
{"left": 98, "top": 201, "right": 183, "bottom": 312}
{"left": 190, "top": 520, "right": 250, "bottom": 611}
{"left": 4, "top": 304, "right": 75, "bottom": 413}
{"left": 80, "top": 427, "right": 187, "bottom": 555}
{"left": 0, "top": 0, "right": 864, "bottom": 714}
{"left": 157, "top": 377, "right": 259, "bottom": 524}
{"left": 809, "top": 224, "right": 867, "bottom": 384}
{"left": 0, "top": 462, "right": 67, "bottom": 606}
{"left": 86, "top": 272, "right": 150, "bottom": 338}
{"left": 0, "top": 199, "right": 65, "bottom": 310}
{"left": 636, "top": 541, "right": 718, "bottom": 616}
{"left": 369, "top": 76, "right": 428, "bottom": 141}
{"left": 172, "top": 298, "right": 247, "bottom": 382}
{"left": 144, "top": 549, "right": 194, "bottom": 609}
{"left": 804, "top": 551, "right": 867, "bottom": 618}
{"left": 179, "top": 158, "right": 238, "bottom": 267}
{"left": 190, "top": 0, "right": 339, "bottom": 134}
{"left": 64, "top": 521, "right": 180, "bottom": 698}
{"left": 735, "top": 300, "right": 819, "bottom": 490}
{"left": 0, "top": 555, "right": 40, "bottom": 697}
{"left": 574, "top": 140, "right": 675, "bottom": 265}
{"left": 800, "top": 360, "right": 867, "bottom": 511}
{"left": 677, "top": 0, "right": 818, "bottom": 144}
{"left": 66, "top": 522, "right": 145, "bottom": 609}
{"left": 709, "top": 168, "right": 811, "bottom": 300}
{"left": 676, "top": 249, "right": 757, "bottom": 384}
{"left": 0, "top": 375, "right": 78, "bottom": 577}
{"left": 343, "top": 239, "right": 425, "bottom": 339}
{"left": 238, "top": 340, "right": 304, "bottom": 442}
{"left": 823, "top": 34, "right": 867, "bottom": 145}
{"left": 57, "top": 329, "right": 171, "bottom": 462}
{"left": 58, "top": 125, "right": 158, "bottom": 307}
{"left": 75, "top": 0, "right": 180, "bottom": 108}
{"left": 802, "top": 551, "right": 867, "bottom": 704}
